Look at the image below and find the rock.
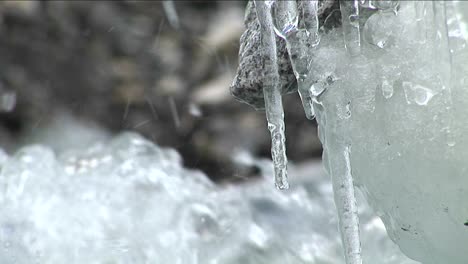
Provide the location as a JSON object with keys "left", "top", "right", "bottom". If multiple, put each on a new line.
{"left": 229, "top": 0, "right": 340, "bottom": 110}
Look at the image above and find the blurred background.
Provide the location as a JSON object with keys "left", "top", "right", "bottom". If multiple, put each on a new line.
{"left": 0, "top": 0, "right": 322, "bottom": 183}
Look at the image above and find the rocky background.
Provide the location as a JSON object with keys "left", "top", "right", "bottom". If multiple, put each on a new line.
{"left": 0, "top": 0, "right": 322, "bottom": 182}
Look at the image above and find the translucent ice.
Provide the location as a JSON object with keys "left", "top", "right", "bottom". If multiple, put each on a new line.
{"left": 302, "top": 1, "right": 468, "bottom": 263}
{"left": 252, "top": 0, "right": 468, "bottom": 263}
{"left": 0, "top": 133, "right": 418, "bottom": 263}
{"left": 254, "top": 0, "right": 289, "bottom": 189}
{"left": 340, "top": 0, "right": 361, "bottom": 56}
{"left": 271, "top": 0, "right": 320, "bottom": 120}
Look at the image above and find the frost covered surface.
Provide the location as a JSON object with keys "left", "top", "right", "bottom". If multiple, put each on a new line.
{"left": 0, "top": 133, "right": 416, "bottom": 263}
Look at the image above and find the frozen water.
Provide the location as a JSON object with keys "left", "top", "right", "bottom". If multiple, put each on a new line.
{"left": 340, "top": 0, "right": 361, "bottom": 56}
{"left": 254, "top": 0, "right": 468, "bottom": 263}
{"left": 271, "top": 0, "right": 320, "bottom": 120}
{"left": 0, "top": 133, "right": 418, "bottom": 263}
{"left": 254, "top": 0, "right": 289, "bottom": 189}
{"left": 294, "top": 1, "right": 468, "bottom": 263}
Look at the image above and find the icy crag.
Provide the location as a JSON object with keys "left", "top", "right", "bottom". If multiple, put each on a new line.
{"left": 0, "top": 133, "right": 417, "bottom": 264}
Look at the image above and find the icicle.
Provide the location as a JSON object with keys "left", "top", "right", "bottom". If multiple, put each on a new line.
{"left": 254, "top": 0, "right": 289, "bottom": 189}
{"left": 302, "top": 0, "right": 320, "bottom": 39}
{"left": 270, "top": 0, "right": 320, "bottom": 120}
{"left": 162, "top": 0, "right": 179, "bottom": 29}
{"left": 298, "top": 0, "right": 321, "bottom": 120}
{"left": 340, "top": 0, "right": 361, "bottom": 56}
{"left": 433, "top": 1, "right": 456, "bottom": 147}
{"left": 327, "top": 144, "right": 362, "bottom": 264}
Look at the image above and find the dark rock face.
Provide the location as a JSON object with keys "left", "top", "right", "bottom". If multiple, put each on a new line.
{"left": 230, "top": 0, "right": 340, "bottom": 110}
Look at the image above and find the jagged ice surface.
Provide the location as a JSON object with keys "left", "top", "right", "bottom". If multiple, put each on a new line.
{"left": 0, "top": 133, "right": 417, "bottom": 263}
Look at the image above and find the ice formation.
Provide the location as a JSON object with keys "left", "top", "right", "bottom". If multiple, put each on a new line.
{"left": 0, "top": 133, "right": 418, "bottom": 263}
{"left": 255, "top": 0, "right": 468, "bottom": 263}
{"left": 254, "top": 1, "right": 289, "bottom": 190}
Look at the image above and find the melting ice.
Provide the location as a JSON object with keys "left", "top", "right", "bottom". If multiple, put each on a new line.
{"left": 255, "top": 0, "right": 468, "bottom": 263}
